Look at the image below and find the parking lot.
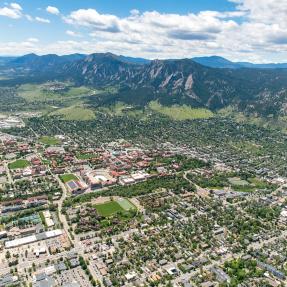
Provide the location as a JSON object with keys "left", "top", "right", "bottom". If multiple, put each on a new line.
{"left": 54, "top": 266, "right": 92, "bottom": 287}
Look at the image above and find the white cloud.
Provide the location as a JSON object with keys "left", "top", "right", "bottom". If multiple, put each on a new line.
{"left": 27, "top": 38, "right": 39, "bottom": 43}
{"left": 63, "top": 8, "right": 241, "bottom": 59}
{"left": 46, "top": 6, "right": 60, "bottom": 15}
{"left": 60, "top": 4, "right": 287, "bottom": 62}
{"left": 130, "top": 9, "right": 140, "bottom": 17}
{"left": 35, "top": 16, "right": 50, "bottom": 23}
{"left": 25, "top": 14, "right": 33, "bottom": 21}
{"left": 10, "top": 3, "right": 22, "bottom": 11}
{"left": 64, "top": 9, "right": 121, "bottom": 33}
{"left": 228, "top": 0, "right": 287, "bottom": 28}
{"left": 66, "top": 30, "right": 81, "bottom": 37}
{"left": 1, "top": 1, "right": 287, "bottom": 63}
{"left": 0, "top": 3, "right": 22, "bottom": 19}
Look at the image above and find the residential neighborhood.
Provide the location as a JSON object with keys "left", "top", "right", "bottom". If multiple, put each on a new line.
{"left": 0, "top": 127, "right": 286, "bottom": 287}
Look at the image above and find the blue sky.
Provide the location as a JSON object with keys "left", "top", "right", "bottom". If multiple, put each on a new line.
{"left": 1, "top": 0, "right": 236, "bottom": 42}
{"left": 0, "top": 0, "right": 287, "bottom": 63}
{"left": 14, "top": 0, "right": 237, "bottom": 16}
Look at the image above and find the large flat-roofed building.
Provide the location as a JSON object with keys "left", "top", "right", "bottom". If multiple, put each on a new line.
{"left": 5, "top": 229, "right": 63, "bottom": 249}
{"left": 119, "top": 172, "right": 149, "bottom": 185}
{"left": 42, "top": 210, "right": 55, "bottom": 228}
{"left": 119, "top": 176, "right": 135, "bottom": 186}
{"left": 131, "top": 172, "right": 149, "bottom": 182}
{"left": 66, "top": 180, "right": 88, "bottom": 195}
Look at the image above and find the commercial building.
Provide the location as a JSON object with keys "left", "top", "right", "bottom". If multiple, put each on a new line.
{"left": 5, "top": 229, "right": 63, "bottom": 248}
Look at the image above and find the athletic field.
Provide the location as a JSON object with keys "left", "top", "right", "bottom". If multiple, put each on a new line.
{"left": 95, "top": 198, "right": 136, "bottom": 217}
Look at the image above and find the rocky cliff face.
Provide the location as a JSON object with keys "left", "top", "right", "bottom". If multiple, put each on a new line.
{"left": 1, "top": 53, "right": 287, "bottom": 116}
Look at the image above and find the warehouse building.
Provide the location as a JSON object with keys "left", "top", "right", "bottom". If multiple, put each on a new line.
{"left": 5, "top": 229, "right": 63, "bottom": 249}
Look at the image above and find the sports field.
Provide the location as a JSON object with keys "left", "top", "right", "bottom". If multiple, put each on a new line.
{"left": 95, "top": 199, "right": 136, "bottom": 217}
{"left": 117, "top": 198, "right": 135, "bottom": 211}
{"left": 96, "top": 201, "right": 124, "bottom": 217}
{"left": 39, "top": 136, "right": 60, "bottom": 145}
{"left": 60, "top": 174, "right": 79, "bottom": 183}
{"left": 228, "top": 177, "right": 249, "bottom": 186}
{"left": 8, "top": 159, "right": 30, "bottom": 169}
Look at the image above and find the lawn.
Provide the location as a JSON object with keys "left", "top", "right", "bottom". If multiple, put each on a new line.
{"left": 8, "top": 159, "right": 30, "bottom": 169}
{"left": 117, "top": 198, "right": 136, "bottom": 211}
{"left": 98, "top": 102, "right": 147, "bottom": 119}
{"left": 248, "top": 177, "right": 277, "bottom": 190}
{"left": 76, "top": 153, "right": 96, "bottom": 160}
{"left": 228, "top": 177, "right": 249, "bottom": 186}
{"left": 95, "top": 201, "right": 124, "bottom": 217}
{"left": 228, "top": 176, "right": 276, "bottom": 192}
{"left": 60, "top": 174, "right": 79, "bottom": 183}
{"left": 51, "top": 105, "right": 96, "bottom": 121}
{"left": 39, "top": 136, "right": 60, "bottom": 145}
{"left": 149, "top": 101, "right": 214, "bottom": 120}
{"left": 228, "top": 177, "right": 255, "bottom": 192}
{"left": 18, "top": 84, "right": 91, "bottom": 103}
{"left": 17, "top": 84, "right": 96, "bottom": 115}
{"left": 18, "top": 84, "right": 44, "bottom": 102}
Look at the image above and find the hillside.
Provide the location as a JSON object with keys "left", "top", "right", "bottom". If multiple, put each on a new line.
{"left": 0, "top": 53, "right": 287, "bottom": 117}
{"left": 193, "top": 56, "right": 287, "bottom": 69}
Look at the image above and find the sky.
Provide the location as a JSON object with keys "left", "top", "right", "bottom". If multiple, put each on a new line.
{"left": 0, "top": 0, "right": 286, "bottom": 63}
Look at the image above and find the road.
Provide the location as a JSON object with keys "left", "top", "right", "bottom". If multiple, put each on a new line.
{"left": 56, "top": 174, "right": 103, "bottom": 286}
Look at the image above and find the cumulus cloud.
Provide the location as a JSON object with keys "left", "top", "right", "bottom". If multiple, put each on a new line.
{"left": 66, "top": 30, "right": 81, "bottom": 37}
{"left": 64, "top": 9, "right": 121, "bottom": 33}
{"left": 60, "top": 3, "right": 287, "bottom": 62}
{"left": 35, "top": 16, "right": 50, "bottom": 23}
{"left": 46, "top": 6, "right": 60, "bottom": 15}
{"left": 228, "top": 0, "right": 287, "bottom": 27}
{"left": 0, "top": 2, "right": 22, "bottom": 19}
{"left": 130, "top": 9, "right": 140, "bottom": 17}
{"left": 2, "top": 1, "right": 287, "bottom": 63}
{"left": 27, "top": 38, "right": 39, "bottom": 43}
{"left": 63, "top": 8, "right": 241, "bottom": 58}
{"left": 10, "top": 3, "right": 22, "bottom": 11}
{"left": 168, "top": 30, "right": 216, "bottom": 41}
{"left": 25, "top": 14, "right": 33, "bottom": 21}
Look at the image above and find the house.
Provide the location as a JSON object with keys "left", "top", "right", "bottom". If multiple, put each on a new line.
{"left": 210, "top": 267, "right": 230, "bottom": 283}
{"left": 33, "top": 273, "right": 55, "bottom": 287}
{"left": 0, "top": 274, "right": 19, "bottom": 287}
{"left": 257, "top": 261, "right": 286, "bottom": 280}
{"left": 125, "top": 271, "right": 137, "bottom": 281}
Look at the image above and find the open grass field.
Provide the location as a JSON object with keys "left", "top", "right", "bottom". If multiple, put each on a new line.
{"left": 51, "top": 105, "right": 96, "bottom": 121}
{"left": 76, "top": 153, "right": 96, "bottom": 160}
{"left": 17, "top": 84, "right": 42, "bottom": 101}
{"left": 39, "top": 136, "right": 60, "bottom": 145}
{"left": 228, "top": 177, "right": 249, "bottom": 186}
{"left": 219, "top": 106, "right": 287, "bottom": 134}
{"left": 8, "top": 159, "right": 30, "bottom": 169}
{"left": 60, "top": 174, "right": 79, "bottom": 183}
{"left": 248, "top": 177, "right": 277, "bottom": 189}
{"left": 149, "top": 101, "right": 214, "bottom": 120}
{"left": 95, "top": 199, "right": 136, "bottom": 217}
{"left": 99, "top": 102, "right": 147, "bottom": 118}
{"left": 117, "top": 198, "right": 136, "bottom": 211}
{"left": 100, "top": 102, "right": 131, "bottom": 116}
{"left": 95, "top": 201, "right": 124, "bottom": 217}
{"left": 18, "top": 84, "right": 92, "bottom": 102}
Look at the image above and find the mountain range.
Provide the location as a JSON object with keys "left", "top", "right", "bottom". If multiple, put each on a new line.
{"left": 3, "top": 53, "right": 287, "bottom": 69}
{"left": 192, "top": 56, "right": 287, "bottom": 69}
{"left": 0, "top": 53, "right": 287, "bottom": 117}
